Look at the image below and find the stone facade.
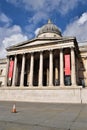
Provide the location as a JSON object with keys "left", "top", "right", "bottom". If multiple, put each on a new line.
{"left": 0, "top": 20, "right": 87, "bottom": 103}
{"left": 0, "top": 59, "right": 7, "bottom": 86}
{"left": 0, "top": 44, "right": 87, "bottom": 88}
{"left": 0, "top": 20, "right": 87, "bottom": 88}
{"left": 78, "top": 45, "right": 87, "bottom": 87}
{"left": 6, "top": 38, "right": 78, "bottom": 87}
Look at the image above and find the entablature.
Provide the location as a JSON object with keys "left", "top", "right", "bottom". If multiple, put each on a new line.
{"left": 7, "top": 41, "right": 75, "bottom": 56}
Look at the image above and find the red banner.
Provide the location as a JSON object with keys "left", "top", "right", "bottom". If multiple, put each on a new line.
{"left": 8, "top": 60, "right": 14, "bottom": 79}
{"left": 64, "top": 55, "right": 71, "bottom": 75}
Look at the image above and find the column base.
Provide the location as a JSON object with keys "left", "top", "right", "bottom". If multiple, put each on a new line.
{"left": 20, "top": 86, "right": 24, "bottom": 88}
{"left": 29, "top": 85, "right": 32, "bottom": 87}
{"left": 38, "top": 85, "right": 43, "bottom": 87}
{"left": 49, "top": 84, "right": 53, "bottom": 87}
{"left": 71, "top": 85, "right": 82, "bottom": 88}
{"left": 60, "top": 84, "right": 64, "bottom": 87}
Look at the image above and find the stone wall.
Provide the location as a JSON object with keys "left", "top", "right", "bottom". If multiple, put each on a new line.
{"left": 0, "top": 59, "right": 7, "bottom": 86}
{"left": 0, "top": 87, "right": 85, "bottom": 103}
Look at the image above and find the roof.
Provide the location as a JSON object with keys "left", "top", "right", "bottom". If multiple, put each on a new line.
{"left": 7, "top": 36, "right": 77, "bottom": 51}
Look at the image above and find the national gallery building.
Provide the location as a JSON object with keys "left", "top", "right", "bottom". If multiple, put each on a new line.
{"left": 0, "top": 20, "right": 87, "bottom": 103}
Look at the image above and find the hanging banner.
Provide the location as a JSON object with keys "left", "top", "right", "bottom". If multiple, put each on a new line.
{"left": 64, "top": 55, "right": 71, "bottom": 75}
{"left": 8, "top": 60, "right": 14, "bottom": 80}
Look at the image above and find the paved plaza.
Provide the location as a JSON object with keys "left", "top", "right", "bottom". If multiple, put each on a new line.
{"left": 0, "top": 102, "right": 87, "bottom": 130}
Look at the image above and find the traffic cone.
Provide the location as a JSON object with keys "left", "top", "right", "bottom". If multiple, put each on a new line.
{"left": 12, "top": 104, "right": 17, "bottom": 113}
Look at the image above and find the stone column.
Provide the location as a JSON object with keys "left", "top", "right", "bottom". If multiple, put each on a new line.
{"left": 27, "top": 69, "right": 30, "bottom": 86}
{"left": 76, "top": 57, "right": 79, "bottom": 85}
{"left": 47, "top": 67, "right": 49, "bottom": 86}
{"left": 60, "top": 49, "right": 64, "bottom": 86}
{"left": 5, "top": 56, "right": 9, "bottom": 86}
{"left": 85, "top": 57, "right": 87, "bottom": 87}
{"left": 71, "top": 47, "right": 76, "bottom": 86}
{"left": 55, "top": 59, "right": 59, "bottom": 85}
{"left": 39, "top": 51, "right": 43, "bottom": 87}
{"left": 20, "top": 54, "right": 25, "bottom": 86}
{"left": 29, "top": 53, "right": 34, "bottom": 86}
{"left": 26, "top": 55, "right": 30, "bottom": 86}
{"left": 12, "top": 55, "right": 17, "bottom": 86}
{"left": 49, "top": 50, "right": 53, "bottom": 86}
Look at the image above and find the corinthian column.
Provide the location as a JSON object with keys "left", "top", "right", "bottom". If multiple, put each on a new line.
{"left": 39, "top": 51, "right": 43, "bottom": 87}
{"left": 29, "top": 53, "right": 34, "bottom": 86}
{"left": 60, "top": 49, "right": 64, "bottom": 86}
{"left": 71, "top": 47, "right": 76, "bottom": 86}
{"left": 20, "top": 54, "right": 25, "bottom": 86}
{"left": 12, "top": 55, "right": 17, "bottom": 86}
{"left": 49, "top": 50, "right": 53, "bottom": 86}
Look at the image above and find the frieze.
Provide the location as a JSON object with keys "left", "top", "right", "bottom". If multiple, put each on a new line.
{"left": 7, "top": 42, "right": 75, "bottom": 56}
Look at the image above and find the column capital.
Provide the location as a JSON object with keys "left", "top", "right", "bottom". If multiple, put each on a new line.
{"left": 30, "top": 52, "right": 34, "bottom": 55}
{"left": 70, "top": 47, "right": 75, "bottom": 50}
{"left": 39, "top": 50, "right": 43, "bottom": 53}
{"left": 20, "top": 53, "right": 25, "bottom": 56}
{"left": 23, "top": 53, "right": 25, "bottom": 55}
{"left": 60, "top": 48, "right": 63, "bottom": 51}
{"left": 14, "top": 54, "right": 17, "bottom": 57}
{"left": 49, "top": 49, "right": 53, "bottom": 52}
{"left": 14, "top": 53, "right": 17, "bottom": 56}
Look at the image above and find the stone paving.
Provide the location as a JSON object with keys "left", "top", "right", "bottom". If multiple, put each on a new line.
{"left": 0, "top": 101, "right": 87, "bottom": 130}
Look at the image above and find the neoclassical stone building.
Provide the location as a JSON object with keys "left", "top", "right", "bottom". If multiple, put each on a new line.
{"left": 6, "top": 20, "right": 80, "bottom": 87}
{"left": 0, "top": 20, "right": 87, "bottom": 103}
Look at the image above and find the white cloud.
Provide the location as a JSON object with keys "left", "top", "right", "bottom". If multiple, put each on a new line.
{"left": 0, "top": 13, "right": 11, "bottom": 23}
{"left": 0, "top": 14, "right": 28, "bottom": 58}
{"left": 34, "top": 28, "right": 40, "bottom": 36}
{"left": 24, "top": 11, "right": 49, "bottom": 38}
{"left": 6, "top": 0, "right": 20, "bottom": 6}
{"left": 29, "top": 12, "right": 49, "bottom": 24}
{"left": 6, "top": 0, "right": 45, "bottom": 11}
{"left": 6, "top": 0, "right": 86, "bottom": 15}
{"left": 1, "top": 1, "right": 87, "bottom": 59}
{"left": 6, "top": 0, "right": 87, "bottom": 38}
{"left": 57, "top": 0, "right": 82, "bottom": 15}
{"left": 22, "top": 0, "right": 45, "bottom": 11}
{"left": 78, "top": 12, "right": 87, "bottom": 25}
{"left": 63, "top": 12, "right": 87, "bottom": 42}
{"left": 3, "top": 34, "right": 28, "bottom": 48}
{"left": 0, "top": 31, "right": 28, "bottom": 58}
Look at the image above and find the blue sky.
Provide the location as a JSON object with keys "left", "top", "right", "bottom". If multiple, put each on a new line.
{"left": 0, "top": 0, "right": 87, "bottom": 58}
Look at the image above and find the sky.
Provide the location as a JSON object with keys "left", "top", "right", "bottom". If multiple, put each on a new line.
{"left": 0, "top": 0, "right": 87, "bottom": 58}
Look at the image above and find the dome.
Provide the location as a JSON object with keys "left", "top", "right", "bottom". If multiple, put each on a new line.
{"left": 37, "top": 19, "right": 62, "bottom": 38}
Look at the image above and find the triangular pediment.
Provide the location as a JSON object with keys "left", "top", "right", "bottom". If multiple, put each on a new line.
{"left": 7, "top": 38, "right": 61, "bottom": 50}
{"left": 7, "top": 36, "right": 77, "bottom": 51}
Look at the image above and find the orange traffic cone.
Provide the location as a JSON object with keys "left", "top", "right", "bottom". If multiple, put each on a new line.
{"left": 12, "top": 104, "right": 17, "bottom": 113}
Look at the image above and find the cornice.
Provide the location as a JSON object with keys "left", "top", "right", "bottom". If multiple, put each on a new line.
{"left": 7, "top": 37, "right": 77, "bottom": 51}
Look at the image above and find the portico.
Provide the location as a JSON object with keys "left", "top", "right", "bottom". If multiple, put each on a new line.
{"left": 6, "top": 45, "right": 78, "bottom": 88}
{"left": 5, "top": 20, "right": 80, "bottom": 88}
